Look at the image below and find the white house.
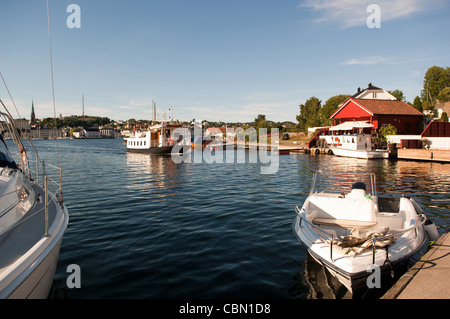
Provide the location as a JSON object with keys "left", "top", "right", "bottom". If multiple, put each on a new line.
{"left": 352, "top": 83, "right": 397, "bottom": 100}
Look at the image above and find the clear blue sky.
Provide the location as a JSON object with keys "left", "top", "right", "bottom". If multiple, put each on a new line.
{"left": 1, "top": 0, "right": 449, "bottom": 122}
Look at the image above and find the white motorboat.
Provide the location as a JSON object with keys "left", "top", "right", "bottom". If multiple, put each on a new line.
{"left": 292, "top": 171, "right": 436, "bottom": 293}
{"left": 322, "top": 121, "right": 389, "bottom": 159}
{"left": 0, "top": 110, "right": 69, "bottom": 298}
{"left": 330, "top": 144, "right": 389, "bottom": 159}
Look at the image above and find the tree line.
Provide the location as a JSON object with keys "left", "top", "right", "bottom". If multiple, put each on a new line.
{"left": 38, "top": 116, "right": 112, "bottom": 129}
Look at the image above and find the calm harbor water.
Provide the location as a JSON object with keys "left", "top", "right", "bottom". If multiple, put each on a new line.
{"left": 23, "top": 138, "right": 450, "bottom": 299}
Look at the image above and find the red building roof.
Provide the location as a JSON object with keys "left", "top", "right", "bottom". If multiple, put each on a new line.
{"left": 331, "top": 98, "right": 423, "bottom": 119}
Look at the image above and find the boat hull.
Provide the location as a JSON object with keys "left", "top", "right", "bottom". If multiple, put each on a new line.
{"left": 304, "top": 232, "right": 428, "bottom": 293}
{"left": 127, "top": 146, "right": 174, "bottom": 154}
{"left": 330, "top": 146, "right": 389, "bottom": 159}
{"left": 7, "top": 239, "right": 63, "bottom": 299}
{"left": 293, "top": 213, "right": 428, "bottom": 293}
{"left": 127, "top": 145, "right": 190, "bottom": 155}
{"left": 0, "top": 184, "right": 69, "bottom": 299}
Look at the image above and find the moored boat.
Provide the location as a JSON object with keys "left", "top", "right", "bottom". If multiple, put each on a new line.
{"left": 0, "top": 109, "right": 69, "bottom": 298}
{"left": 126, "top": 122, "right": 189, "bottom": 154}
{"left": 322, "top": 121, "right": 389, "bottom": 159}
{"left": 292, "top": 171, "right": 435, "bottom": 293}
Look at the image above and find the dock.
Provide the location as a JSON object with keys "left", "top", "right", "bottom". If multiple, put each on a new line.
{"left": 381, "top": 231, "right": 450, "bottom": 299}
{"left": 397, "top": 149, "right": 450, "bottom": 163}
{"left": 232, "top": 141, "right": 450, "bottom": 161}
{"left": 244, "top": 143, "right": 306, "bottom": 154}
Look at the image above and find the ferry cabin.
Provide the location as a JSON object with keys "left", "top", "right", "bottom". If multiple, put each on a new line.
{"left": 330, "top": 133, "right": 372, "bottom": 152}
{"left": 127, "top": 123, "right": 186, "bottom": 151}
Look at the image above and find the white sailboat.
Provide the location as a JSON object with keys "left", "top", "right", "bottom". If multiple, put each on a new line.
{"left": 0, "top": 109, "right": 69, "bottom": 298}
{"left": 0, "top": 1, "right": 69, "bottom": 298}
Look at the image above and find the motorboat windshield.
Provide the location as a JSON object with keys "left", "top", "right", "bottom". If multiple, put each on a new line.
{"left": 309, "top": 170, "right": 377, "bottom": 198}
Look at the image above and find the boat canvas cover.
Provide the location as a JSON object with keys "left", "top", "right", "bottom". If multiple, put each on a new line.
{"left": 329, "top": 121, "right": 374, "bottom": 131}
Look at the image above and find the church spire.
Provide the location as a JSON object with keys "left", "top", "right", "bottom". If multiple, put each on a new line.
{"left": 31, "top": 100, "right": 36, "bottom": 124}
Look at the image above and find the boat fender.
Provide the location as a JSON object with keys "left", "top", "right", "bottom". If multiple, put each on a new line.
{"left": 168, "top": 138, "right": 174, "bottom": 145}
{"left": 424, "top": 218, "right": 439, "bottom": 242}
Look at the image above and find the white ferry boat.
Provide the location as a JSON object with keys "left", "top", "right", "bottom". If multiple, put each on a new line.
{"left": 126, "top": 122, "right": 189, "bottom": 154}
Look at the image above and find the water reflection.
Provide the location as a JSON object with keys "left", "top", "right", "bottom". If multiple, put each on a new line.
{"left": 41, "top": 139, "right": 449, "bottom": 299}
{"left": 125, "top": 153, "right": 181, "bottom": 192}
{"left": 289, "top": 253, "right": 352, "bottom": 299}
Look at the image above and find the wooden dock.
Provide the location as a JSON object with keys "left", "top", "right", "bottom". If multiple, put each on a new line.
{"left": 243, "top": 143, "right": 306, "bottom": 154}
{"left": 236, "top": 141, "right": 450, "bottom": 161}
{"left": 397, "top": 149, "right": 450, "bottom": 163}
{"left": 382, "top": 231, "right": 450, "bottom": 299}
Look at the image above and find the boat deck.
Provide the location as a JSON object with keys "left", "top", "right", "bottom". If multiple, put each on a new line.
{"left": 0, "top": 184, "right": 57, "bottom": 273}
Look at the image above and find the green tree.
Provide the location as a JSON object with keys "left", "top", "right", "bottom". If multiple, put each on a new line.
{"left": 320, "top": 94, "right": 350, "bottom": 126}
{"left": 421, "top": 65, "right": 450, "bottom": 105}
{"left": 296, "top": 97, "right": 321, "bottom": 132}
{"left": 253, "top": 114, "right": 268, "bottom": 128}
{"left": 253, "top": 114, "right": 270, "bottom": 139}
{"left": 412, "top": 96, "right": 423, "bottom": 112}
{"left": 378, "top": 124, "right": 398, "bottom": 143}
{"left": 388, "top": 89, "right": 405, "bottom": 101}
{"left": 437, "top": 87, "right": 450, "bottom": 102}
{"left": 441, "top": 112, "right": 449, "bottom": 123}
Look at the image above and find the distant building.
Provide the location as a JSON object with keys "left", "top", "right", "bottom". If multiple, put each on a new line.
{"left": 351, "top": 83, "right": 397, "bottom": 100}
{"left": 100, "top": 127, "right": 116, "bottom": 138}
{"left": 205, "top": 127, "right": 227, "bottom": 139}
{"left": 83, "top": 128, "right": 101, "bottom": 138}
{"left": 13, "top": 119, "right": 30, "bottom": 132}
{"left": 435, "top": 101, "right": 450, "bottom": 119}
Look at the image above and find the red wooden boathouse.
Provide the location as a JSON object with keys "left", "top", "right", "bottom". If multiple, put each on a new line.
{"left": 330, "top": 84, "right": 424, "bottom": 134}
